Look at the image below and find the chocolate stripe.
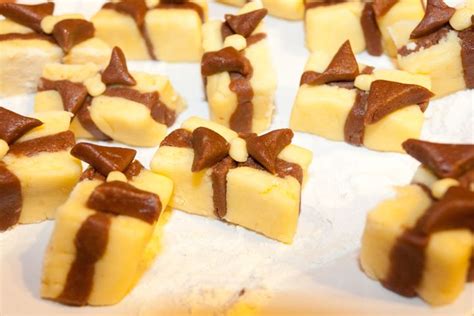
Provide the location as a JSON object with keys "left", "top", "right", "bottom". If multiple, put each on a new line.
{"left": 344, "top": 90, "right": 369, "bottom": 146}
{"left": 212, "top": 157, "right": 236, "bottom": 218}
{"left": 155, "top": 2, "right": 204, "bottom": 23}
{"left": 458, "top": 20, "right": 474, "bottom": 89}
{"left": 76, "top": 98, "right": 112, "bottom": 141}
{"left": 0, "top": 32, "right": 54, "bottom": 42}
{"left": 398, "top": 27, "right": 450, "bottom": 56}
{"left": 229, "top": 73, "right": 254, "bottom": 133}
{"left": 7, "top": 131, "right": 75, "bottom": 157}
{"left": 0, "top": 163, "right": 22, "bottom": 232}
{"left": 361, "top": 3, "right": 383, "bottom": 56}
{"left": 57, "top": 212, "right": 111, "bottom": 306}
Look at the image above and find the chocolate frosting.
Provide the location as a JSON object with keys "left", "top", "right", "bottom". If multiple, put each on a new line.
{"left": 402, "top": 139, "right": 474, "bottom": 178}
{"left": 361, "top": 3, "right": 383, "bottom": 56}
{"left": 57, "top": 212, "right": 111, "bottom": 306}
{"left": 211, "top": 156, "right": 236, "bottom": 218}
{"left": 87, "top": 181, "right": 161, "bottom": 224}
{"left": 52, "top": 19, "right": 95, "bottom": 53}
{"left": 410, "top": 0, "right": 455, "bottom": 39}
{"left": 0, "top": 163, "right": 22, "bottom": 232}
{"left": 191, "top": 127, "right": 230, "bottom": 172}
{"left": 7, "top": 131, "right": 75, "bottom": 157}
{"left": 372, "top": 0, "right": 398, "bottom": 17}
{"left": 201, "top": 46, "right": 252, "bottom": 77}
{"left": 70, "top": 143, "right": 136, "bottom": 177}
{"left": 458, "top": 18, "right": 474, "bottom": 89}
{"left": 38, "top": 78, "right": 88, "bottom": 114}
{"left": 160, "top": 128, "right": 193, "bottom": 148}
{"left": 101, "top": 47, "right": 136, "bottom": 86}
{"left": 0, "top": 107, "right": 43, "bottom": 145}
{"left": 246, "top": 129, "right": 293, "bottom": 174}
{"left": 300, "top": 41, "right": 359, "bottom": 86}
{"left": 0, "top": 2, "right": 54, "bottom": 33}
{"left": 224, "top": 9, "right": 268, "bottom": 38}
{"left": 344, "top": 90, "right": 369, "bottom": 146}
{"left": 364, "top": 80, "right": 433, "bottom": 124}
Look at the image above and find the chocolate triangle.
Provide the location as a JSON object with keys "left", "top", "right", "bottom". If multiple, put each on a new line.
{"left": 70, "top": 143, "right": 137, "bottom": 177}
{"left": 224, "top": 8, "right": 268, "bottom": 38}
{"left": 402, "top": 139, "right": 474, "bottom": 178}
{"left": 52, "top": 19, "right": 95, "bottom": 53}
{"left": 0, "top": 2, "right": 54, "bottom": 33}
{"left": 101, "top": 47, "right": 136, "bottom": 86}
{"left": 300, "top": 41, "right": 359, "bottom": 86}
{"left": 246, "top": 129, "right": 293, "bottom": 174}
{"left": 201, "top": 46, "right": 252, "bottom": 77}
{"left": 0, "top": 107, "right": 43, "bottom": 145}
{"left": 364, "top": 80, "right": 434, "bottom": 124}
{"left": 372, "top": 0, "right": 398, "bottom": 17}
{"left": 417, "top": 186, "right": 474, "bottom": 234}
{"left": 410, "top": 0, "right": 455, "bottom": 39}
{"left": 191, "top": 127, "right": 230, "bottom": 172}
{"left": 39, "top": 78, "right": 88, "bottom": 114}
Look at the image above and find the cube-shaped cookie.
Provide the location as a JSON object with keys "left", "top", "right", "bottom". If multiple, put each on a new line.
{"left": 0, "top": 2, "right": 111, "bottom": 97}
{"left": 92, "top": 0, "right": 207, "bottom": 62}
{"left": 217, "top": 0, "right": 304, "bottom": 20}
{"left": 392, "top": 0, "right": 474, "bottom": 97}
{"left": 0, "top": 108, "right": 82, "bottom": 231}
{"left": 290, "top": 41, "right": 434, "bottom": 153}
{"left": 35, "top": 47, "right": 186, "bottom": 147}
{"left": 41, "top": 142, "right": 173, "bottom": 306}
{"left": 151, "top": 117, "right": 312, "bottom": 243}
{"left": 360, "top": 139, "right": 474, "bottom": 305}
{"left": 202, "top": 1, "right": 276, "bottom": 133}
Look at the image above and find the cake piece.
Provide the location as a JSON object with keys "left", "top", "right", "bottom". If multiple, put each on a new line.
{"left": 290, "top": 41, "right": 434, "bottom": 153}
{"left": 35, "top": 46, "right": 186, "bottom": 147}
{"left": 392, "top": 0, "right": 474, "bottom": 97}
{"left": 0, "top": 2, "right": 111, "bottom": 97}
{"left": 360, "top": 139, "right": 474, "bottom": 306}
{"left": 41, "top": 142, "right": 173, "bottom": 306}
{"left": 0, "top": 107, "right": 82, "bottom": 231}
{"left": 92, "top": 0, "right": 208, "bottom": 62}
{"left": 151, "top": 117, "right": 312, "bottom": 244}
{"left": 202, "top": 1, "right": 276, "bottom": 133}
{"left": 217, "top": 0, "right": 304, "bottom": 20}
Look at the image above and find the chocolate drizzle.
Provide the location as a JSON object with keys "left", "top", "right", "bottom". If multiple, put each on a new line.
{"left": 57, "top": 212, "right": 111, "bottom": 306}
{"left": 0, "top": 163, "right": 22, "bottom": 232}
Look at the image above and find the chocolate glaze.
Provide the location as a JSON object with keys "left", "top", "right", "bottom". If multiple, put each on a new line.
{"left": 103, "top": 86, "right": 176, "bottom": 126}
{"left": 0, "top": 163, "right": 22, "bottom": 232}
{"left": 361, "top": 3, "right": 383, "bottom": 56}
{"left": 87, "top": 181, "right": 161, "bottom": 224}
{"left": 458, "top": 19, "right": 474, "bottom": 89}
{"left": 344, "top": 90, "right": 369, "bottom": 146}
{"left": 211, "top": 156, "right": 236, "bottom": 218}
{"left": 38, "top": 78, "right": 88, "bottom": 114}
{"left": 0, "top": 2, "right": 54, "bottom": 33}
{"left": 52, "top": 19, "right": 95, "bottom": 53}
{"left": 160, "top": 128, "right": 193, "bottom": 148}
{"left": 57, "top": 212, "right": 111, "bottom": 306}
{"left": 0, "top": 32, "right": 54, "bottom": 42}
{"left": 76, "top": 97, "right": 112, "bottom": 141}
{"left": 398, "top": 27, "right": 450, "bottom": 56}
{"left": 155, "top": 1, "right": 204, "bottom": 23}
{"left": 7, "top": 131, "right": 75, "bottom": 157}
{"left": 0, "top": 107, "right": 43, "bottom": 145}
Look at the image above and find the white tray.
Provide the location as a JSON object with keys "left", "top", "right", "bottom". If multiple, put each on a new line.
{"left": 1, "top": 1, "right": 473, "bottom": 315}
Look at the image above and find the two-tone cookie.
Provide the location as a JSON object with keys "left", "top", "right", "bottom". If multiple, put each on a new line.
{"left": 391, "top": 0, "right": 474, "bottom": 97}
{"left": 0, "top": 2, "right": 111, "bottom": 96}
{"left": 217, "top": 0, "right": 304, "bottom": 20}
{"left": 151, "top": 117, "right": 312, "bottom": 244}
{"left": 0, "top": 108, "right": 82, "bottom": 231}
{"left": 92, "top": 0, "right": 208, "bottom": 62}
{"left": 41, "top": 142, "right": 173, "bottom": 306}
{"left": 360, "top": 139, "right": 474, "bottom": 305}
{"left": 35, "top": 46, "right": 186, "bottom": 147}
{"left": 290, "top": 41, "right": 434, "bottom": 152}
{"left": 202, "top": 1, "right": 276, "bottom": 133}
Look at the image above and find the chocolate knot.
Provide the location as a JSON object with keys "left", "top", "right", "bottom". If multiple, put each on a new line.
{"left": 0, "top": 2, "right": 54, "bottom": 33}
{"left": 246, "top": 129, "right": 294, "bottom": 174}
{"left": 410, "top": 0, "right": 455, "bottom": 39}
{"left": 300, "top": 41, "right": 359, "bottom": 86}
{"left": 191, "top": 127, "right": 230, "bottom": 172}
{"left": 101, "top": 47, "right": 136, "bottom": 86}
{"left": 0, "top": 107, "right": 43, "bottom": 145}
{"left": 224, "top": 9, "right": 268, "bottom": 38}
{"left": 71, "top": 143, "right": 137, "bottom": 177}
{"left": 52, "top": 19, "right": 95, "bottom": 53}
{"left": 201, "top": 47, "right": 252, "bottom": 77}
{"left": 364, "top": 80, "right": 434, "bottom": 124}
{"left": 402, "top": 139, "right": 474, "bottom": 178}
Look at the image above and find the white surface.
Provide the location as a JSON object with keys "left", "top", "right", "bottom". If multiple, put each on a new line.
{"left": 1, "top": 1, "right": 474, "bottom": 315}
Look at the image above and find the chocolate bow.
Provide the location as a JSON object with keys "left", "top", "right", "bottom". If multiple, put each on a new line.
{"left": 410, "top": 0, "right": 455, "bottom": 39}
{"left": 101, "top": 47, "right": 137, "bottom": 86}
{"left": 52, "top": 19, "right": 95, "bottom": 53}
{"left": 224, "top": 9, "right": 268, "bottom": 38}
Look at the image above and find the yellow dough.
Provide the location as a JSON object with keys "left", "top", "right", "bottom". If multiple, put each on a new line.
{"left": 41, "top": 170, "right": 173, "bottom": 306}
{"left": 217, "top": 0, "right": 304, "bottom": 20}
{"left": 151, "top": 117, "right": 312, "bottom": 243}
